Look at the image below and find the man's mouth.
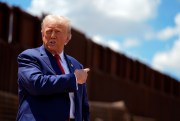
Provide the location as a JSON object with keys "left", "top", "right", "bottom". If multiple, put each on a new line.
{"left": 49, "top": 40, "right": 56, "bottom": 45}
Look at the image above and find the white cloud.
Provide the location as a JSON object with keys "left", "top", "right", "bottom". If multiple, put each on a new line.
{"left": 156, "top": 27, "right": 177, "bottom": 40}
{"left": 107, "top": 40, "right": 121, "bottom": 52}
{"left": 27, "top": 0, "right": 149, "bottom": 52}
{"left": 175, "top": 13, "right": 180, "bottom": 34}
{"left": 92, "top": 35, "right": 106, "bottom": 46}
{"left": 155, "top": 13, "right": 180, "bottom": 41}
{"left": 27, "top": 0, "right": 70, "bottom": 16}
{"left": 92, "top": 35, "right": 141, "bottom": 53}
{"left": 175, "top": 13, "right": 180, "bottom": 26}
{"left": 123, "top": 38, "right": 140, "bottom": 48}
{"left": 92, "top": 35, "right": 121, "bottom": 52}
{"left": 142, "top": 13, "right": 180, "bottom": 42}
{"left": 28, "top": 0, "right": 160, "bottom": 21}
{"left": 92, "top": 0, "right": 160, "bottom": 22}
{"left": 151, "top": 13, "right": 180, "bottom": 80}
{"left": 152, "top": 39, "right": 180, "bottom": 76}
{"left": 27, "top": 0, "right": 160, "bottom": 37}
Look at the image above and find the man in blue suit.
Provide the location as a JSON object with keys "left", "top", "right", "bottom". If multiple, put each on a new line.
{"left": 16, "top": 15, "right": 90, "bottom": 121}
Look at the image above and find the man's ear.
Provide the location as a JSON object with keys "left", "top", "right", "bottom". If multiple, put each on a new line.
{"left": 65, "top": 34, "right": 71, "bottom": 45}
{"left": 41, "top": 31, "right": 44, "bottom": 38}
{"left": 67, "top": 34, "right": 72, "bottom": 41}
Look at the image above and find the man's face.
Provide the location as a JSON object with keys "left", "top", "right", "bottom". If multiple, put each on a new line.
{"left": 42, "top": 19, "right": 70, "bottom": 54}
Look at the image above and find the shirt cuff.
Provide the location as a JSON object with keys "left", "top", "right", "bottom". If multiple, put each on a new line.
{"left": 74, "top": 73, "right": 78, "bottom": 90}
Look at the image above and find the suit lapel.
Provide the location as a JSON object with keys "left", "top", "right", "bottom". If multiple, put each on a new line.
{"left": 64, "top": 53, "right": 79, "bottom": 112}
{"left": 40, "top": 45, "right": 75, "bottom": 75}
{"left": 64, "top": 53, "right": 75, "bottom": 73}
{"left": 39, "top": 45, "right": 57, "bottom": 74}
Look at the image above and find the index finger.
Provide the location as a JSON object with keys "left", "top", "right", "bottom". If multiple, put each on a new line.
{"left": 84, "top": 68, "right": 90, "bottom": 72}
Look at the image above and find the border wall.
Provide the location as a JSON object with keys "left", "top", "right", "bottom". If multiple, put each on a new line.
{"left": 0, "top": 2, "right": 180, "bottom": 121}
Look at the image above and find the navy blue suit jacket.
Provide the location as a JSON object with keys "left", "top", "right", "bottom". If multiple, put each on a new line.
{"left": 16, "top": 45, "right": 90, "bottom": 121}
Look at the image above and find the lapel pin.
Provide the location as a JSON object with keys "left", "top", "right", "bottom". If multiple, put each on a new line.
{"left": 71, "top": 64, "right": 73, "bottom": 67}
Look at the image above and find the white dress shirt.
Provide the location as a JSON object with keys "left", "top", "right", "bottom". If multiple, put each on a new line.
{"left": 59, "top": 51, "right": 75, "bottom": 119}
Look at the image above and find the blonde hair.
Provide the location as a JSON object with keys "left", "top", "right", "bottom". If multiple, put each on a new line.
{"left": 41, "top": 15, "right": 71, "bottom": 34}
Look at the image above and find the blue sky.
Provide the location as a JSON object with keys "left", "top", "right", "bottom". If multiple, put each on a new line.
{"left": 1, "top": 0, "right": 180, "bottom": 81}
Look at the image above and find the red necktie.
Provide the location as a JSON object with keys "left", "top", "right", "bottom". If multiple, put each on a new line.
{"left": 54, "top": 54, "right": 65, "bottom": 74}
{"left": 54, "top": 54, "right": 70, "bottom": 121}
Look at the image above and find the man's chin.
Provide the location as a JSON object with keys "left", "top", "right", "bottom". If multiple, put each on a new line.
{"left": 46, "top": 46, "right": 57, "bottom": 54}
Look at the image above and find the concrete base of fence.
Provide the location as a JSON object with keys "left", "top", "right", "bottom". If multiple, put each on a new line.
{"left": 89, "top": 101, "right": 130, "bottom": 121}
{"left": 0, "top": 91, "right": 18, "bottom": 121}
{"left": 0, "top": 92, "right": 157, "bottom": 121}
{"left": 131, "top": 115, "right": 156, "bottom": 121}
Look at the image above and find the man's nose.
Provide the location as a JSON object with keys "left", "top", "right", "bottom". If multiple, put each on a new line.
{"left": 51, "top": 31, "right": 56, "bottom": 38}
